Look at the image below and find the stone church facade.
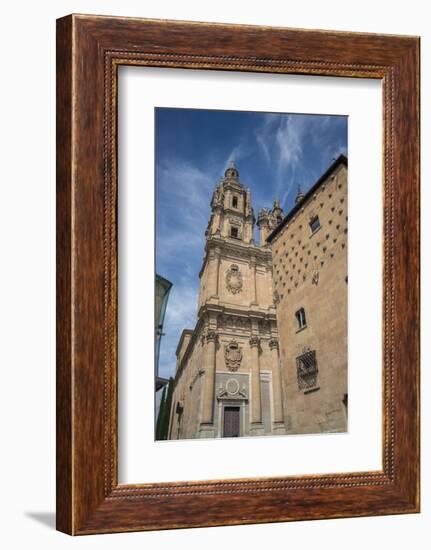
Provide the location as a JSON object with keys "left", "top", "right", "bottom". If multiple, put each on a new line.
{"left": 168, "top": 162, "right": 286, "bottom": 439}
{"left": 167, "top": 156, "right": 348, "bottom": 439}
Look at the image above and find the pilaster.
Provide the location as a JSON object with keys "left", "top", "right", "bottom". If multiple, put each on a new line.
{"left": 249, "top": 335, "right": 264, "bottom": 435}
{"left": 199, "top": 330, "right": 218, "bottom": 437}
{"left": 250, "top": 255, "right": 258, "bottom": 306}
{"left": 269, "top": 338, "right": 285, "bottom": 434}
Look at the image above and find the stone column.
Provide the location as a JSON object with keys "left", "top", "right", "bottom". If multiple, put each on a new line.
{"left": 250, "top": 256, "right": 258, "bottom": 305}
{"left": 249, "top": 336, "right": 264, "bottom": 435}
{"left": 199, "top": 330, "right": 218, "bottom": 437}
{"left": 213, "top": 205, "right": 222, "bottom": 235}
{"left": 244, "top": 216, "right": 253, "bottom": 243}
{"left": 269, "top": 338, "right": 286, "bottom": 434}
{"left": 258, "top": 220, "right": 270, "bottom": 246}
{"left": 214, "top": 247, "right": 221, "bottom": 297}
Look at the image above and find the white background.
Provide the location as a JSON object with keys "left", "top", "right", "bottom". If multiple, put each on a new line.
{"left": 119, "top": 67, "right": 382, "bottom": 483}
{"left": 0, "top": 1, "right": 428, "bottom": 548}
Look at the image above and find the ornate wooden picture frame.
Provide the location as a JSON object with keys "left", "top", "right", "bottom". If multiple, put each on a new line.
{"left": 56, "top": 14, "right": 420, "bottom": 534}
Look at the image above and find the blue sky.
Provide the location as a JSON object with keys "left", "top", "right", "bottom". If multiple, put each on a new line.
{"left": 155, "top": 108, "right": 347, "bottom": 380}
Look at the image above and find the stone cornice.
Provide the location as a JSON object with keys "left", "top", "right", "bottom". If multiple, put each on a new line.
{"left": 223, "top": 207, "right": 247, "bottom": 218}
{"left": 175, "top": 329, "right": 194, "bottom": 358}
{"left": 222, "top": 181, "right": 244, "bottom": 193}
{"left": 198, "top": 302, "right": 277, "bottom": 323}
{"left": 199, "top": 236, "right": 272, "bottom": 277}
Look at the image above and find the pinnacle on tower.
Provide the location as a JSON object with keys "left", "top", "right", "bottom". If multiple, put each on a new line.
{"left": 295, "top": 183, "right": 304, "bottom": 204}
{"left": 257, "top": 199, "right": 284, "bottom": 246}
{"left": 272, "top": 198, "right": 284, "bottom": 224}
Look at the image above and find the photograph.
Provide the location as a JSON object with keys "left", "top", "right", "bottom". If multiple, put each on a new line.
{"left": 154, "top": 107, "right": 348, "bottom": 440}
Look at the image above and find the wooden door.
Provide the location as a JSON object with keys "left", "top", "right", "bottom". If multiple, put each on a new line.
{"left": 223, "top": 406, "right": 240, "bottom": 437}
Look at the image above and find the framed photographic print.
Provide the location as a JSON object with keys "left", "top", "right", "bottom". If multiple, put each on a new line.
{"left": 56, "top": 14, "right": 420, "bottom": 534}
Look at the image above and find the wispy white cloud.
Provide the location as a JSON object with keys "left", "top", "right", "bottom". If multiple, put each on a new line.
{"left": 256, "top": 133, "right": 271, "bottom": 165}
{"left": 223, "top": 138, "right": 252, "bottom": 168}
{"left": 253, "top": 114, "right": 306, "bottom": 204}
{"left": 157, "top": 160, "right": 214, "bottom": 225}
{"left": 156, "top": 159, "right": 213, "bottom": 378}
{"left": 253, "top": 113, "right": 346, "bottom": 209}
{"left": 156, "top": 159, "right": 214, "bottom": 276}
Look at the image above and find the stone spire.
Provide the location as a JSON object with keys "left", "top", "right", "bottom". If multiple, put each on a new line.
{"left": 257, "top": 198, "right": 285, "bottom": 246}
{"left": 272, "top": 198, "right": 283, "bottom": 223}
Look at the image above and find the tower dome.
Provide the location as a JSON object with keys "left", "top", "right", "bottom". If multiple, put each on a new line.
{"left": 225, "top": 159, "right": 239, "bottom": 179}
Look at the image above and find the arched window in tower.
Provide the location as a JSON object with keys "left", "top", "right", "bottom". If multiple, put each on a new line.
{"left": 232, "top": 195, "right": 238, "bottom": 209}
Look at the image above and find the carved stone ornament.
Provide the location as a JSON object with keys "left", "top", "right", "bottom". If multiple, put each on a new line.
{"left": 311, "top": 269, "right": 320, "bottom": 285}
{"left": 258, "top": 319, "right": 271, "bottom": 335}
{"left": 269, "top": 338, "right": 279, "bottom": 350}
{"left": 217, "top": 379, "right": 247, "bottom": 400}
{"left": 206, "top": 330, "right": 218, "bottom": 343}
{"left": 224, "top": 340, "right": 242, "bottom": 372}
{"left": 226, "top": 378, "right": 240, "bottom": 395}
{"left": 226, "top": 264, "right": 243, "bottom": 294}
{"left": 249, "top": 335, "right": 260, "bottom": 348}
{"left": 212, "top": 185, "right": 224, "bottom": 208}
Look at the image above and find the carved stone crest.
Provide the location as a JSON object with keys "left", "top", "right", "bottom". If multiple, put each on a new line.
{"left": 225, "top": 264, "right": 243, "bottom": 294}
{"left": 217, "top": 379, "right": 247, "bottom": 400}
{"left": 224, "top": 340, "right": 242, "bottom": 371}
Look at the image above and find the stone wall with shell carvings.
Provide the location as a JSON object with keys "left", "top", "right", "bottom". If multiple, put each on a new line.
{"left": 270, "top": 162, "right": 348, "bottom": 434}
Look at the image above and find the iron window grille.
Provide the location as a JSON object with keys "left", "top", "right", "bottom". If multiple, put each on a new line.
{"left": 296, "top": 349, "right": 318, "bottom": 390}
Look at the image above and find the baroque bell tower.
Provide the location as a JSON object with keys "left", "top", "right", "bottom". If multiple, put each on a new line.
{"left": 206, "top": 160, "right": 255, "bottom": 243}
{"left": 170, "top": 162, "right": 287, "bottom": 440}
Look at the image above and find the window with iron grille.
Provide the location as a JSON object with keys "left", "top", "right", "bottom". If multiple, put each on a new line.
{"left": 296, "top": 349, "right": 319, "bottom": 390}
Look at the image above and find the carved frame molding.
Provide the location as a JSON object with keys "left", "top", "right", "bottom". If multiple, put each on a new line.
{"left": 57, "top": 14, "right": 419, "bottom": 534}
